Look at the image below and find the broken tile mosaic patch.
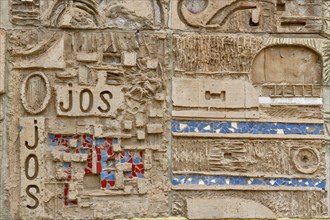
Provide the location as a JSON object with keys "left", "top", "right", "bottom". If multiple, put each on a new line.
{"left": 172, "top": 120, "right": 324, "bottom": 135}
{"left": 172, "top": 175, "right": 325, "bottom": 190}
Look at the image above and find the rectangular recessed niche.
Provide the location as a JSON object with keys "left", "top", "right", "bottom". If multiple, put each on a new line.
{"left": 205, "top": 91, "right": 226, "bottom": 101}
{"left": 103, "top": 53, "right": 121, "bottom": 64}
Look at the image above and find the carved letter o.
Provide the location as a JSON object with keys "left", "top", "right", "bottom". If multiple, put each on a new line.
{"left": 25, "top": 154, "right": 39, "bottom": 180}
{"left": 79, "top": 89, "right": 93, "bottom": 113}
{"left": 20, "top": 72, "right": 51, "bottom": 115}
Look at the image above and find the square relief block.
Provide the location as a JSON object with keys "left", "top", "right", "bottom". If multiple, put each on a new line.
{"left": 170, "top": 0, "right": 323, "bottom": 33}
{"left": 10, "top": 0, "right": 169, "bottom": 29}
{"left": 122, "top": 52, "right": 137, "bottom": 66}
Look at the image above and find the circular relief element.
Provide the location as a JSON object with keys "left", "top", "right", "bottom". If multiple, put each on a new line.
{"left": 20, "top": 72, "right": 51, "bottom": 115}
{"left": 183, "top": 0, "right": 208, "bottom": 14}
{"left": 293, "top": 148, "right": 320, "bottom": 174}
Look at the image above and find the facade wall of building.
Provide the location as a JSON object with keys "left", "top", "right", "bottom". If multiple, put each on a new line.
{"left": 0, "top": 0, "right": 329, "bottom": 219}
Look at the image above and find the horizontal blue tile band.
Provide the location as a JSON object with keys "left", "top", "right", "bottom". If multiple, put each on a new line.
{"left": 172, "top": 120, "right": 324, "bottom": 135}
{"left": 172, "top": 175, "right": 325, "bottom": 190}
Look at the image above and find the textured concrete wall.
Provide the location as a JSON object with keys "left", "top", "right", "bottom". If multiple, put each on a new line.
{"left": 0, "top": 0, "right": 330, "bottom": 219}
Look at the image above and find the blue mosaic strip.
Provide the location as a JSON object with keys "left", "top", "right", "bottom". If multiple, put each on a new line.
{"left": 172, "top": 175, "right": 325, "bottom": 190}
{"left": 172, "top": 120, "right": 324, "bottom": 135}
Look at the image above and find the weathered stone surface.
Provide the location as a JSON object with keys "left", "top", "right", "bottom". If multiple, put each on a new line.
{"left": 187, "top": 198, "right": 276, "bottom": 219}
{"left": 5, "top": 29, "right": 170, "bottom": 219}
{"left": 173, "top": 191, "right": 327, "bottom": 218}
{"left": 1, "top": 0, "right": 330, "bottom": 219}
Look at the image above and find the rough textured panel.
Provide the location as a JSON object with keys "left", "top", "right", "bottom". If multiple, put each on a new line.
{"left": 173, "top": 191, "right": 327, "bottom": 218}
{"left": 173, "top": 138, "right": 325, "bottom": 178}
{"left": 186, "top": 198, "right": 276, "bottom": 219}
{"left": 174, "top": 35, "right": 262, "bottom": 73}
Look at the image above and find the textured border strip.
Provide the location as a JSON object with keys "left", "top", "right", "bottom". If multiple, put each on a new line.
{"left": 172, "top": 175, "right": 325, "bottom": 190}
{"left": 259, "top": 97, "right": 323, "bottom": 105}
{"left": 172, "top": 133, "right": 325, "bottom": 140}
{"left": 172, "top": 120, "right": 324, "bottom": 135}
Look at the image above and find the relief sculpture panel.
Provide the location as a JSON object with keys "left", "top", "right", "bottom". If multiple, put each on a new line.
{"left": 3, "top": 0, "right": 330, "bottom": 219}
{"left": 171, "top": 34, "right": 328, "bottom": 218}
{"left": 7, "top": 29, "right": 170, "bottom": 219}
{"left": 10, "top": 0, "right": 169, "bottom": 29}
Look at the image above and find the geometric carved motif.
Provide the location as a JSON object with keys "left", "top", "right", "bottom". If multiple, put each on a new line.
{"left": 175, "top": 0, "right": 323, "bottom": 33}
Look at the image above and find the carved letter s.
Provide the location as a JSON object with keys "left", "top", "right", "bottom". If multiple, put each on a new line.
{"left": 26, "top": 185, "right": 40, "bottom": 209}
{"left": 98, "top": 91, "right": 112, "bottom": 113}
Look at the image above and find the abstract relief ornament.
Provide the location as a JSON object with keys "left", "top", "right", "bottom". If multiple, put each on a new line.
{"left": 45, "top": 0, "right": 101, "bottom": 28}
{"left": 11, "top": 0, "right": 168, "bottom": 29}
{"left": 293, "top": 147, "right": 320, "bottom": 174}
{"left": 173, "top": 0, "right": 323, "bottom": 33}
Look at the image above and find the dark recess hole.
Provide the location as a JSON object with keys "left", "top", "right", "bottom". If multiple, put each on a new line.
{"left": 301, "top": 155, "right": 309, "bottom": 163}
{"left": 224, "top": 152, "right": 232, "bottom": 159}
{"left": 249, "top": 18, "right": 259, "bottom": 26}
{"left": 281, "top": 21, "right": 306, "bottom": 26}
{"left": 277, "top": 3, "right": 285, "bottom": 11}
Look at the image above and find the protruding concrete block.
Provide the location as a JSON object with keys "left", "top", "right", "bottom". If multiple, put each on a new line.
{"left": 146, "top": 124, "right": 163, "bottom": 134}
{"left": 122, "top": 52, "right": 137, "bottom": 66}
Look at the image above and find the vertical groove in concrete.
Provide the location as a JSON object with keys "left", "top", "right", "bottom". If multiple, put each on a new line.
{"left": 0, "top": 34, "right": 9, "bottom": 220}
{"left": 0, "top": 0, "right": 9, "bottom": 218}
{"left": 167, "top": 28, "right": 174, "bottom": 216}
{"left": 322, "top": 39, "right": 330, "bottom": 214}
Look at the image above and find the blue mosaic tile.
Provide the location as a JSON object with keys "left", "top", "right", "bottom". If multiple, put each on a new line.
{"left": 172, "top": 120, "right": 324, "bottom": 135}
{"left": 172, "top": 175, "right": 325, "bottom": 190}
